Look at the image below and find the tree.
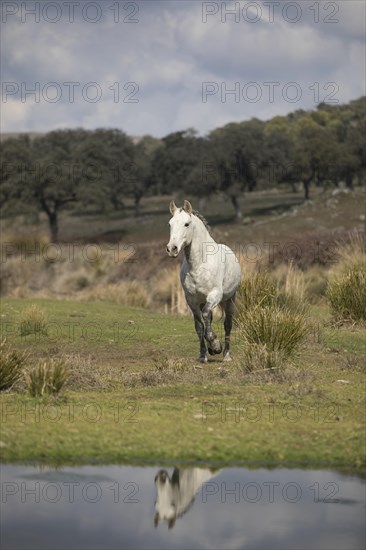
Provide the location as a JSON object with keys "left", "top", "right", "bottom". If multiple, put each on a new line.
{"left": 262, "top": 116, "right": 297, "bottom": 190}
{"left": 151, "top": 129, "right": 204, "bottom": 196}
{"left": 1, "top": 135, "right": 33, "bottom": 216}
{"left": 208, "top": 119, "right": 264, "bottom": 219}
{"left": 130, "top": 135, "right": 162, "bottom": 216}
{"left": 75, "top": 128, "right": 135, "bottom": 212}
{"left": 291, "top": 116, "right": 342, "bottom": 199}
{"left": 30, "top": 129, "right": 93, "bottom": 240}
{"left": 1, "top": 130, "right": 91, "bottom": 240}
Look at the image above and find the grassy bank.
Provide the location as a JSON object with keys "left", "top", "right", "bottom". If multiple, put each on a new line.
{"left": 0, "top": 298, "right": 365, "bottom": 470}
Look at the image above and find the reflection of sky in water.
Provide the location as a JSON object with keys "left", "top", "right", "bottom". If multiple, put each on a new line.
{"left": 1, "top": 465, "right": 365, "bottom": 550}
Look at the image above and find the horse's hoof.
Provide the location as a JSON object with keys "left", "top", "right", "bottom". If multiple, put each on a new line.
{"left": 197, "top": 356, "right": 207, "bottom": 363}
{"left": 211, "top": 339, "right": 222, "bottom": 354}
{"left": 223, "top": 354, "right": 232, "bottom": 362}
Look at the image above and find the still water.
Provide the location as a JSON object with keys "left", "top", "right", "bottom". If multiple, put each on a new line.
{"left": 1, "top": 464, "right": 365, "bottom": 550}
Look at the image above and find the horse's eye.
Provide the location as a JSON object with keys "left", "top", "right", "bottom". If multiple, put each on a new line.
{"left": 184, "top": 223, "right": 190, "bottom": 227}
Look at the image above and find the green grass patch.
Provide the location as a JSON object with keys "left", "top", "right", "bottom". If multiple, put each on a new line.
{"left": 0, "top": 298, "right": 365, "bottom": 471}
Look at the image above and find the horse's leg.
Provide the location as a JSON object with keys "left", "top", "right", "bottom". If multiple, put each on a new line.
{"left": 192, "top": 306, "right": 207, "bottom": 363}
{"left": 202, "top": 291, "right": 222, "bottom": 355}
{"left": 223, "top": 296, "right": 235, "bottom": 361}
{"left": 204, "top": 311, "right": 217, "bottom": 355}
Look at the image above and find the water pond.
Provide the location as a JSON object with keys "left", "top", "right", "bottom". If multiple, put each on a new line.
{"left": 1, "top": 464, "right": 365, "bottom": 549}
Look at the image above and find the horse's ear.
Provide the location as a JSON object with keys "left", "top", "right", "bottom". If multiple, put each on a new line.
{"left": 170, "top": 201, "right": 177, "bottom": 215}
{"left": 154, "top": 512, "right": 160, "bottom": 528}
{"left": 183, "top": 200, "right": 192, "bottom": 214}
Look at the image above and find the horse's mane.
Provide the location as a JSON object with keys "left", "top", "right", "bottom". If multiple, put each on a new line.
{"left": 192, "top": 210, "right": 213, "bottom": 237}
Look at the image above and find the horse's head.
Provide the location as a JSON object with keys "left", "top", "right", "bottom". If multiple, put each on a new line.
{"left": 154, "top": 469, "right": 178, "bottom": 529}
{"left": 166, "top": 200, "right": 194, "bottom": 257}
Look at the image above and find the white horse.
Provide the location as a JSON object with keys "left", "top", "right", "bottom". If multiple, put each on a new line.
{"left": 166, "top": 200, "right": 241, "bottom": 362}
{"left": 154, "top": 467, "right": 220, "bottom": 529}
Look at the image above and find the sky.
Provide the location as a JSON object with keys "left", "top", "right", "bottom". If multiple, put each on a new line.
{"left": 1, "top": 0, "right": 365, "bottom": 137}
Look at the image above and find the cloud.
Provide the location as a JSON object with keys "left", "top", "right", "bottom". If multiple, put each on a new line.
{"left": 1, "top": 98, "right": 30, "bottom": 130}
{"left": 1, "top": 0, "right": 365, "bottom": 136}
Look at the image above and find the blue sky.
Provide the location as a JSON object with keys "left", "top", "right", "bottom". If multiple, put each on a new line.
{"left": 1, "top": 0, "right": 365, "bottom": 137}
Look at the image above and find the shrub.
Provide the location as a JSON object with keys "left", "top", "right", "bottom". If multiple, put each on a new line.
{"left": 238, "top": 269, "right": 308, "bottom": 313}
{"left": 326, "top": 234, "right": 366, "bottom": 323}
{"left": 267, "top": 229, "right": 365, "bottom": 270}
{"left": 327, "top": 267, "right": 366, "bottom": 323}
{"left": 237, "top": 272, "right": 277, "bottom": 311}
{"left": 0, "top": 339, "right": 27, "bottom": 391}
{"left": 25, "top": 359, "right": 69, "bottom": 397}
{"left": 20, "top": 304, "right": 47, "bottom": 337}
{"left": 236, "top": 305, "right": 309, "bottom": 363}
{"left": 0, "top": 256, "right": 44, "bottom": 296}
{"left": 332, "top": 232, "right": 366, "bottom": 276}
{"left": 236, "top": 271, "right": 309, "bottom": 371}
{"left": 76, "top": 275, "right": 89, "bottom": 290}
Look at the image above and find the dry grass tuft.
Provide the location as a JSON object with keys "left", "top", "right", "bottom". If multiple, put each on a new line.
{"left": 327, "top": 267, "right": 366, "bottom": 323}
{"left": 0, "top": 256, "right": 44, "bottom": 296}
{"left": 25, "top": 359, "right": 69, "bottom": 397}
{"left": 237, "top": 271, "right": 278, "bottom": 311}
{"left": 332, "top": 232, "right": 366, "bottom": 276}
{"left": 82, "top": 281, "right": 151, "bottom": 308}
{"left": 303, "top": 266, "right": 328, "bottom": 302}
{"left": 0, "top": 339, "right": 28, "bottom": 391}
{"left": 62, "top": 353, "right": 120, "bottom": 389}
{"left": 236, "top": 271, "right": 309, "bottom": 371}
{"left": 19, "top": 304, "right": 47, "bottom": 337}
{"left": 236, "top": 306, "right": 309, "bottom": 371}
{"left": 269, "top": 263, "right": 309, "bottom": 311}
{"left": 230, "top": 363, "right": 316, "bottom": 389}
{"left": 326, "top": 236, "right": 366, "bottom": 323}
{"left": 122, "top": 352, "right": 192, "bottom": 387}
{"left": 0, "top": 229, "right": 49, "bottom": 252}
{"left": 63, "top": 353, "right": 100, "bottom": 389}
{"left": 152, "top": 266, "right": 189, "bottom": 314}
{"left": 341, "top": 355, "right": 365, "bottom": 373}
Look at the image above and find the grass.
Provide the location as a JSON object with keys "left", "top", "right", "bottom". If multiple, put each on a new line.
{"left": 20, "top": 304, "right": 48, "bottom": 337}
{"left": 236, "top": 271, "right": 277, "bottom": 310}
{"left": 0, "top": 339, "right": 27, "bottom": 391}
{"left": 83, "top": 281, "right": 151, "bottom": 308}
{"left": 325, "top": 237, "right": 366, "bottom": 323}
{"left": 25, "top": 359, "right": 69, "bottom": 397}
{"left": 236, "top": 306, "right": 309, "bottom": 362}
{"left": 235, "top": 271, "right": 310, "bottom": 370}
{"left": 0, "top": 297, "right": 364, "bottom": 471}
{"left": 327, "top": 268, "right": 366, "bottom": 323}
{"left": 0, "top": 189, "right": 365, "bottom": 470}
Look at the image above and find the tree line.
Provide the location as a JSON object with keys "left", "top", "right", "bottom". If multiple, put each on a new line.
{"left": 1, "top": 96, "right": 364, "bottom": 240}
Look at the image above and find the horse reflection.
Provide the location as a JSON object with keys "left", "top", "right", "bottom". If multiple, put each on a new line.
{"left": 154, "top": 467, "right": 219, "bottom": 529}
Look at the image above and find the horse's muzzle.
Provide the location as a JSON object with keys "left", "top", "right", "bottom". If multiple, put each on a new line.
{"left": 166, "top": 244, "right": 178, "bottom": 257}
